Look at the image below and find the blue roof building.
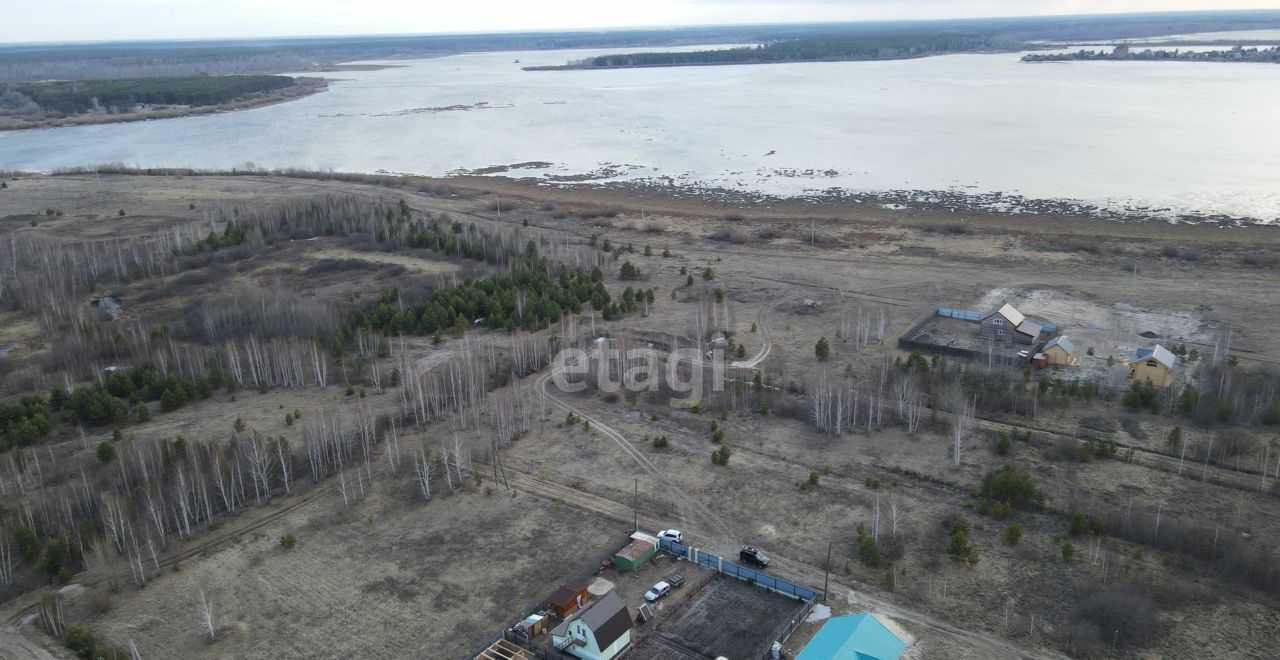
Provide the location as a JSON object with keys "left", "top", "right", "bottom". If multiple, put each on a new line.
{"left": 796, "top": 614, "right": 907, "bottom": 660}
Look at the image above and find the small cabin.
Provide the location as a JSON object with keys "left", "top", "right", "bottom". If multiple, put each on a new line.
{"left": 1129, "top": 344, "right": 1176, "bottom": 387}
{"left": 548, "top": 580, "right": 589, "bottom": 619}
{"left": 1042, "top": 336, "right": 1079, "bottom": 366}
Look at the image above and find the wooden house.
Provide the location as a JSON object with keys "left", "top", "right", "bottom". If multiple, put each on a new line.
{"left": 1042, "top": 336, "right": 1079, "bottom": 366}
{"left": 980, "top": 303, "right": 1042, "bottom": 345}
{"left": 1129, "top": 344, "right": 1176, "bottom": 387}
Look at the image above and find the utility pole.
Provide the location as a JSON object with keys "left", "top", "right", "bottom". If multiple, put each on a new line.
{"left": 822, "top": 540, "right": 832, "bottom": 603}
{"left": 633, "top": 478, "right": 639, "bottom": 532}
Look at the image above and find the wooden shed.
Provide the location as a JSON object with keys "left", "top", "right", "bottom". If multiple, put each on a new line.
{"left": 548, "top": 580, "right": 589, "bottom": 618}
{"left": 1042, "top": 336, "right": 1079, "bottom": 366}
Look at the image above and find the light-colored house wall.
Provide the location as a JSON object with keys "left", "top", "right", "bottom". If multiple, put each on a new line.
{"left": 557, "top": 620, "right": 631, "bottom": 660}
{"left": 1044, "top": 346, "right": 1076, "bottom": 366}
{"left": 1130, "top": 360, "right": 1174, "bottom": 387}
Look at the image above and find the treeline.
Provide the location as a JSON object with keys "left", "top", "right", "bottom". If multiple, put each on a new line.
{"left": 359, "top": 260, "right": 606, "bottom": 337}
{"left": 11, "top": 75, "right": 295, "bottom": 115}
{"left": 533, "top": 31, "right": 1004, "bottom": 70}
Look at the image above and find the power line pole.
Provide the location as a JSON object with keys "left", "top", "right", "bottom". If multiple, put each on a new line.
{"left": 633, "top": 478, "right": 639, "bottom": 533}
{"left": 823, "top": 540, "right": 832, "bottom": 603}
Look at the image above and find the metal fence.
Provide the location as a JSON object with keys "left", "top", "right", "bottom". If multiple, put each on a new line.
{"left": 661, "top": 540, "right": 817, "bottom": 603}
{"left": 938, "top": 307, "right": 983, "bottom": 322}
{"left": 936, "top": 307, "right": 1058, "bottom": 334}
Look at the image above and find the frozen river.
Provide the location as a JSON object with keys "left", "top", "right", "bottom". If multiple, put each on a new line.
{"left": 3, "top": 46, "right": 1279, "bottom": 222}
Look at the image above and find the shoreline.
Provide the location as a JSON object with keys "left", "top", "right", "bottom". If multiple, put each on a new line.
{"left": 430, "top": 174, "right": 1280, "bottom": 243}
{"left": 16, "top": 166, "right": 1277, "bottom": 241}
{"left": 432, "top": 166, "right": 1276, "bottom": 228}
{"left": 0, "top": 77, "right": 330, "bottom": 132}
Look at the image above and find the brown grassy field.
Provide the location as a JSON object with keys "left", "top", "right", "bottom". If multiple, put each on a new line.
{"left": 0, "top": 172, "right": 1277, "bottom": 660}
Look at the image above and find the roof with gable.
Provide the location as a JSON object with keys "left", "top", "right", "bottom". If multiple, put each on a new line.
{"left": 797, "top": 613, "right": 907, "bottom": 660}
{"left": 1130, "top": 344, "right": 1176, "bottom": 369}
{"left": 549, "top": 580, "right": 588, "bottom": 608}
{"left": 983, "top": 303, "right": 1025, "bottom": 327}
{"left": 1015, "top": 320, "right": 1042, "bottom": 337}
{"left": 1044, "top": 336, "right": 1076, "bottom": 354}
{"left": 578, "top": 592, "right": 631, "bottom": 650}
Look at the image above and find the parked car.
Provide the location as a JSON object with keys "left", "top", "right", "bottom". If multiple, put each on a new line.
{"left": 739, "top": 546, "right": 770, "bottom": 568}
{"left": 657, "top": 529, "right": 684, "bottom": 545}
{"left": 668, "top": 574, "right": 686, "bottom": 589}
{"left": 644, "top": 581, "right": 672, "bottom": 602}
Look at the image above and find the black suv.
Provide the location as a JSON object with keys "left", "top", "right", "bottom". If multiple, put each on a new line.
{"left": 739, "top": 546, "right": 770, "bottom": 567}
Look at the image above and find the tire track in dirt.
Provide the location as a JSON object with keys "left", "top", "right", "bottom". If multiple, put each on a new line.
{"left": 537, "top": 369, "right": 735, "bottom": 543}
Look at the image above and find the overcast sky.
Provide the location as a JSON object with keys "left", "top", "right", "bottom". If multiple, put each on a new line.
{"left": 6, "top": 0, "right": 1279, "bottom": 44}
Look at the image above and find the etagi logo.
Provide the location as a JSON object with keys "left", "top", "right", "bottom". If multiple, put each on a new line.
{"left": 549, "top": 345, "right": 725, "bottom": 407}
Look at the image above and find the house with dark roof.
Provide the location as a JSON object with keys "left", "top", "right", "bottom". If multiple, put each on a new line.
{"left": 1129, "top": 344, "right": 1177, "bottom": 387}
{"left": 980, "top": 303, "right": 1042, "bottom": 345}
{"left": 550, "top": 591, "right": 632, "bottom": 660}
{"left": 548, "top": 580, "right": 589, "bottom": 619}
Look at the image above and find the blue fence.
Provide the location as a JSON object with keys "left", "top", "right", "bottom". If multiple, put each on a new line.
{"left": 661, "top": 539, "right": 818, "bottom": 602}
{"left": 938, "top": 307, "right": 1058, "bottom": 335}
{"left": 938, "top": 307, "right": 983, "bottom": 322}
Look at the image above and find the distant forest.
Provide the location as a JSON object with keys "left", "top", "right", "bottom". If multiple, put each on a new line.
{"left": 2, "top": 10, "right": 1279, "bottom": 81}
{"left": 537, "top": 32, "right": 1001, "bottom": 70}
{"left": 12, "top": 75, "right": 296, "bottom": 114}
{"left": 525, "top": 10, "right": 1280, "bottom": 70}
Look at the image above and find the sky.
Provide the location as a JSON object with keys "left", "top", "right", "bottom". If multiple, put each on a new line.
{"left": 5, "top": 0, "right": 1280, "bottom": 44}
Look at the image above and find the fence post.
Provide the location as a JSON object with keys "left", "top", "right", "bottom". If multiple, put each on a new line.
{"left": 717, "top": 555, "right": 723, "bottom": 573}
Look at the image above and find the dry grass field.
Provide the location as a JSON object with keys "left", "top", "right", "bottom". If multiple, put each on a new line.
{"left": 1, "top": 171, "right": 1278, "bottom": 660}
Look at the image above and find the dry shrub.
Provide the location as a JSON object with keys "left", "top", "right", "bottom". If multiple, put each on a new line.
{"left": 1068, "top": 585, "right": 1159, "bottom": 652}
{"left": 1161, "top": 245, "right": 1202, "bottom": 261}
{"left": 1213, "top": 428, "right": 1259, "bottom": 463}
{"left": 756, "top": 227, "right": 782, "bottom": 239}
{"left": 375, "top": 264, "right": 408, "bottom": 279}
{"left": 923, "top": 223, "right": 972, "bottom": 236}
{"left": 1242, "top": 253, "right": 1278, "bottom": 267}
{"left": 305, "top": 258, "right": 380, "bottom": 275}
{"left": 723, "top": 212, "right": 745, "bottom": 222}
{"left": 617, "top": 216, "right": 669, "bottom": 233}
{"left": 708, "top": 228, "right": 751, "bottom": 243}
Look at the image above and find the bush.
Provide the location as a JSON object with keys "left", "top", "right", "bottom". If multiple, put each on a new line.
{"left": 652, "top": 435, "right": 669, "bottom": 449}
{"left": 711, "top": 445, "right": 731, "bottom": 466}
{"left": 64, "top": 626, "right": 95, "bottom": 658}
{"left": 1061, "top": 540, "right": 1076, "bottom": 562}
{"left": 858, "top": 536, "right": 883, "bottom": 567}
{"left": 280, "top": 533, "right": 297, "bottom": 550}
{"left": 946, "top": 516, "right": 978, "bottom": 566}
{"left": 978, "top": 463, "right": 1043, "bottom": 509}
{"left": 1004, "top": 523, "right": 1023, "bottom": 546}
{"left": 808, "top": 471, "right": 819, "bottom": 486}
{"left": 815, "top": 337, "right": 831, "bottom": 362}
{"left": 13, "top": 526, "right": 40, "bottom": 561}
{"left": 43, "top": 537, "right": 69, "bottom": 575}
{"left": 995, "top": 434, "right": 1012, "bottom": 456}
{"left": 95, "top": 441, "right": 116, "bottom": 463}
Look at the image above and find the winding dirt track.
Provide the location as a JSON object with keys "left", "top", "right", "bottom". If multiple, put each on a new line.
{"left": 529, "top": 306, "right": 1066, "bottom": 659}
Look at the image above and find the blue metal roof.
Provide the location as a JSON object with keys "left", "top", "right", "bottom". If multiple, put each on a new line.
{"left": 797, "top": 614, "right": 906, "bottom": 660}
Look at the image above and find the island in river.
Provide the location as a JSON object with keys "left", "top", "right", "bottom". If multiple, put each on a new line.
{"left": 0, "top": 75, "right": 329, "bottom": 131}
